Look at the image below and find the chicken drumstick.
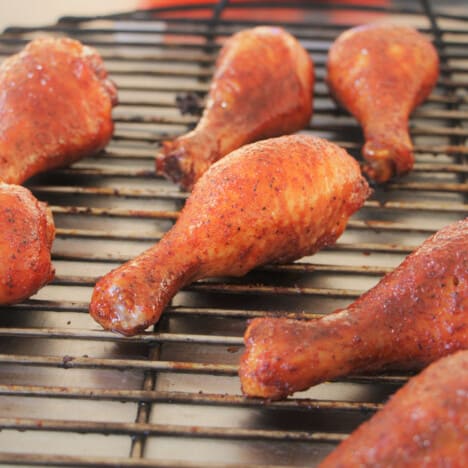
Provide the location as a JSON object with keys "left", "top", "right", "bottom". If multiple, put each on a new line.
{"left": 91, "top": 135, "right": 370, "bottom": 335}
{"left": 327, "top": 24, "right": 439, "bottom": 183}
{"left": 0, "top": 183, "right": 55, "bottom": 304}
{"left": 320, "top": 350, "right": 468, "bottom": 467}
{"left": 240, "top": 218, "right": 467, "bottom": 399}
{"left": 0, "top": 37, "right": 117, "bottom": 184}
{"left": 156, "top": 26, "right": 314, "bottom": 191}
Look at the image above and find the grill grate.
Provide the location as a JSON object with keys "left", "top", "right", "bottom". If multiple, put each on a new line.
{"left": 0, "top": 0, "right": 467, "bottom": 466}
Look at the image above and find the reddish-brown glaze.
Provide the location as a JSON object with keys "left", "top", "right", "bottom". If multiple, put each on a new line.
{"left": 0, "top": 37, "right": 117, "bottom": 184}
{"left": 320, "top": 351, "right": 468, "bottom": 467}
{"left": 240, "top": 218, "right": 468, "bottom": 399}
{"left": 327, "top": 24, "right": 439, "bottom": 183}
{"left": 156, "top": 26, "right": 314, "bottom": 191}
{"left": 90, "top": 135, "right": 370, "bottom": 335}
{"left": 0, "top": 183, "right": 55, "bottom": 304}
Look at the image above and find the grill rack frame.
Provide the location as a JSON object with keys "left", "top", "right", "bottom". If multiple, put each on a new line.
{"left": 0, "top": 0, "right": 467, "bottom": 466}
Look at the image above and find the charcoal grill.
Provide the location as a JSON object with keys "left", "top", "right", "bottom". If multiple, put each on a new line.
{"left": 0, "top": 0, "right": 466, "bottom": 466}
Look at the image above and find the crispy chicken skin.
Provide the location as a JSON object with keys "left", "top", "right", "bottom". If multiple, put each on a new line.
{"left": 320, "top": 351, "right": 468, "bottom": 467}
{"left": 327, "top": 24, "right": 439, "bottom": 183}
{"left": 156, "top": 26, "right": 314, "bottom": 191}
{"left": 90, "top": 135, "right": 370, "bottom": 335}
{"left": 0, "top": 37, "right": 117, "bottom": 184}
{"left": 0, "top": 183, "right": 55, "bottom": 304}
{"left": 240, "top": 218, "right": 467, "bottom": 399}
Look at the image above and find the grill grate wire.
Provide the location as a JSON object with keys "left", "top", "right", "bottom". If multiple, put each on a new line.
{"left": 0, "top": 0, "right": 466, "bottom": 466}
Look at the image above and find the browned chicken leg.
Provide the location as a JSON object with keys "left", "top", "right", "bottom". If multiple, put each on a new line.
{"left": 0, "top": 37, "right": 117, "bottom": 185}
{"left": 320, "top": 350, "right": 468, "bottom": 467}
{"left": 240, "top": 218, "right": 467, "bottom": 399}
{"left": 156, "top": 26, "right": 314, "bottom": 190}
{"left": 0, "top": 183, "right": 55, "bottom": 304}
{"left": 327, "top": 24, "right": 439, "bottom": 183}
{"left": 90, "top": 135, "right": 370, "bottom": 335}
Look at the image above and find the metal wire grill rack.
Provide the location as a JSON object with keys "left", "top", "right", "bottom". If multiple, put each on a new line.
{"left": 0, "top": 0, "right": 466, "bottom": 466}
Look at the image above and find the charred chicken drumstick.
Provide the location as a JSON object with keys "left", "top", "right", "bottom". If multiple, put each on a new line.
{"left": 91, "top": 135, "right": 370, "bottom": 335}
{"left": 327, "top": 24, "right": 439, "bottom": 183}
{"left": 0, "top": 183, "right": 55, "bottom": 304}
{"left": 320, "top": 350, "right": 468, "bottom": 467}
{"left": 240, "top": 218, "right": 467, "bottom": 399}
{"left": 156, "top": 26, "right": 314, "bottom": 191}
{"left": 0, "top": 37, "right": 117, "bottom": 185}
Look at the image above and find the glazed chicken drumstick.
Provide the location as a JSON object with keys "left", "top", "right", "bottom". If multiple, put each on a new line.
{"left": 320, "top": 350, "right": 468, "bottom": 467}
{"left": 90, "top": 135, "right": 370, "bottom": 335}
{"left": 0, "top": 183, "right": 55, "bottom": 304}
{"left": 327, "top": 24, "right": 439, "bottom": 183}
{"left": 0, "top": 37, "right": 117, "bottom": 185}
{"left": 156, "top": 26, "right": 314, "bottom": 191}
{"left": 240, "top": 218, "right": 468, "bottom": 399}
